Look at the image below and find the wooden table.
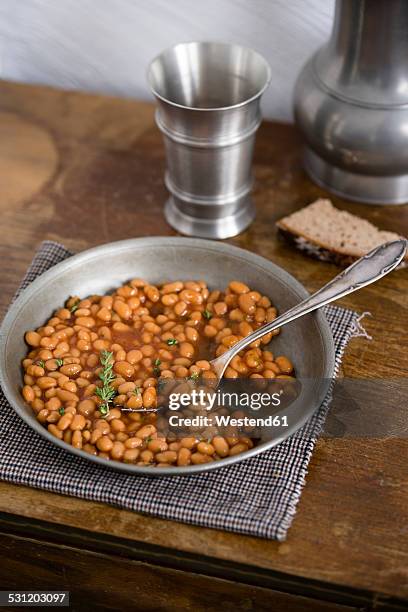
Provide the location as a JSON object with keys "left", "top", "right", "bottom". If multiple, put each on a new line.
{"left": 0, "top": 81, "right": 407, "bottom": 611}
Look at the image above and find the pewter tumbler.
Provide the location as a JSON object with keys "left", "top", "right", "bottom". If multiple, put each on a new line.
{"left": 148, "top": 42, "right": 271, "bottom": 238}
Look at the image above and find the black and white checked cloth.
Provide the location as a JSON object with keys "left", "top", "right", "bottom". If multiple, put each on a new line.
{"left": 0, "top": 241, "right": 360, "bottom": 540}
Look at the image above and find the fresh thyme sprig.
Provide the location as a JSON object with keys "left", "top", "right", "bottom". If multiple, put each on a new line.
{"left": 203, "top": 309, "right": 212, "bottom": 320}
{"left": 95, "top": 350, "right": 117, "bottom": 417}
{"left": 56, "top": 358, "right": 64, "bottom": 367}
{"left": 166, "top": 338, "right": 178, "bottom": 346}
{"left": 36, "top": 359, "right": 45, "bottom": 369}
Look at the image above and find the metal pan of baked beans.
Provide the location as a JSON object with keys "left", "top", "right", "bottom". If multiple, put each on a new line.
{"left": 0, "top": 238, "right": 335, "bottom": 476}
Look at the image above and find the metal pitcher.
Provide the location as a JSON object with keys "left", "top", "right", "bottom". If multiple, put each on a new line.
{"left": 294, "top": 0, "right": 408, "bottom": 205}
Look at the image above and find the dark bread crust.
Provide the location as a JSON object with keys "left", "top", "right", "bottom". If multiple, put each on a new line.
{"left": 277, "top": 228, "right": 357, "bottom": 266}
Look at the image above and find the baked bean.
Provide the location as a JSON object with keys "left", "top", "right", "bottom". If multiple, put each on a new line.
{"left": 229, "top": 443, "right": 249, "bottom": 456}
{"left": 70, "top": 414, "right": 86, "bottom": 430}
{"left": 231, "top": 355, "right": 248, "bottom": 375}
{"left": 60, "top": 363, "right": 82, "bottom": 377}
{"left": 260, "top": 332, "right": 273, "bottom": 345}
{"left": 140, "top": 449, "right": 154, "bottom": 463}
{"left": 113, "top": 300, "right": 132, "bottom": 320}
{"left": 275, "top": 356, "right": 294, "bottom": 374}
{"left": 267, "top": 307, "right": 278, "bottom": 322}
{"left": 180, "top": 289, "right": 202, "bottom": 305}
{"left": 47, "top": 410, "right": 60, "bottom": 423}
{"left": 37, "top": 376, "right": 58, "bottom": 390}
{"left": 117, "top": 381, "right": 136, "bottom": 394}
{"left": 22, "top": 385, "right": 35, "bottom": 403}
{"left": 229, "top": 281, "right": 250, "bottom": 294}
{"left": 72, "top": 430, "right": 83, "bottom": 449}
{"left": 184, "top": 327, "right": 198, "bottom": 343}
{"left": 228, "top": 308, "right": 243, "bottom": 322}
{"left": 32, "top": 398, "right": 45, "bottom": 412}
{"left": 136, "top": 424, "right": 156, "bottom": 439}
{"left": 114, "top": 361, "right": 135, "bottom": 378}
{"left": 174, "top": 300, "right": 188, "bottom": 316}
{"left": 57, "top": 413, "right": 73, "bottom": 431}
{"left": 75, "top": 316, "right": 95, "bottom": 328}
{"left": 177, "top": 448, "right": 192, "bottom": 466}
{"left": 244, "top": 350, "right": 263, "bottom": 370}
{"left": 204, "top": 325, "right": 217, "bottom": 338}
{"left": 179, "top": 437, "right": 198, "bottom": 450}
{"left": 125, "top": 437, "right": 143, "bottom": 449}
{"left": 222, "top": 334, "right": 240, "bottom": 348}
{"left": 195, "top": 360, "right": 211, "bottom": 371}
{"left": 63, "top": 430, "right": 73, "bottom": 444}
{"left": 78, "top": 399, "right": 96, "bottom": 417}
{"left": 156, "top": 451, "right": 177, "bottom": 464}
{"left": 263, "top": 369, "right": 276, "bottom": 379}
{"left": 142, "top": 387, "right": 156, "bottom": 409}
{"left": 127, "top": 349, "right": 143, "bottom": 364}
{"left": 45, "top": 396, "right": 62, "bottom": 411}
{"left": 54, "top": 342, "right": 70, "bottom": 358}
{"left": 148, "top": 438, "right": 168, "bottom": 453}
{"left": 238, "top": 293, "right": 256, "bottom": 314}
{"left": 37, "top": 408, "right": 49, "bottom": 423}
{"left": 97, "top": 307, "right": 112, "bottom": 322}
{"left": 191, "top": 452, "right": 213, "bottom": 464}
{"left": 96, "top": 436, "right": 114, "bottom": 452}
{"left": 162, "top": 281, "right": 183, "bottom": 294}
{"left": 25, "top": 331, "right": 42, "bottom": 347}
{"left": 179, "top": 342, "right": 195, "bottom": 359}
{"left": 175, "top": 366, "right": 189, "bottom": 378}
{"left": 38, "top": 349, "right": 53, "bottom": 361}
{"left": 111, "top": 441, "right": 125, "bottom": 460}
{"left": 212, "top": 436, "right": 229, "bottom": 457}
{"left": 48, "top": 424, "right": 63, "bottom": 439}
{"left": 125, "top": 394, "right": 143, "bottom": 409}
{"left": 56, "top": 389, "right": 79, "bottom": 403}
{"left": 27, "top": 364, "right": 45, "bottom": 377}
{"left": 110, "top": 419, "right": 126, "bottom": 433}
{"left": 197, "top": 441, "right": 215, "bottom": 456}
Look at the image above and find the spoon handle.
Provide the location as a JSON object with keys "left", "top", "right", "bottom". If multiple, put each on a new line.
{"left": 217, "top": 240, "right": 406, "bottom": 368}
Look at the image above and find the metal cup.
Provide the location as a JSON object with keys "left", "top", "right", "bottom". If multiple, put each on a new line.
{"left": 147, "top": 42, "right": 271, "bottom": 238}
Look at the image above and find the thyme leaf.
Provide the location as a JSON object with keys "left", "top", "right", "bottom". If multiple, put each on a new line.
{"left": 153, "top": 358, "right": 161, "bottom": 376}
{"left": 69, "top": 298, "right": 80, "bottom": 314}
{"left": 187, "top": 371, "right": 200, "bottom": 382}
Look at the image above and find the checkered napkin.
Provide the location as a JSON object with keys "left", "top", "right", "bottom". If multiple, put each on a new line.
{"left": 0, "top": 241, "right": 360, "bottom": 541}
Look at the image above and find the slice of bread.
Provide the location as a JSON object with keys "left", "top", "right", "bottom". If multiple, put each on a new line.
{"left": 276, "top": 199, "right": 407, "bottom": 265}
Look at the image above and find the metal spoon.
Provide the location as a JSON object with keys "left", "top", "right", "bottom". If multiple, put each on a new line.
{"left": 123, "top": 239, "right": 406, "bottom": 413}
{"left": 210, "top": 240, "right": 406, "bottom": 382}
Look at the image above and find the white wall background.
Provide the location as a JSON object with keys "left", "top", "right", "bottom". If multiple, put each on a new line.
{"left": 0, "top": 0, "right": 334, "bottom": 121}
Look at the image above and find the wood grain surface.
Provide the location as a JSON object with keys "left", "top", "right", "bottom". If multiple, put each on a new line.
{"left": 0, "top": 81, "right": 407, "bottom": 607}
